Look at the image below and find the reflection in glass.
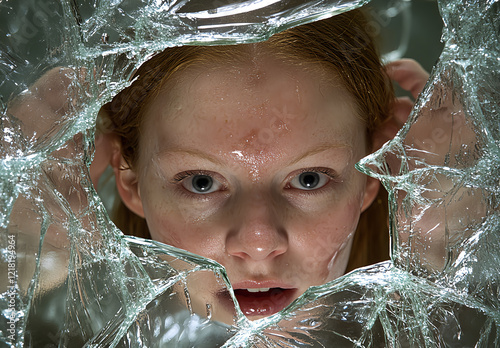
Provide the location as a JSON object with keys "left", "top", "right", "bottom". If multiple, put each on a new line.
{"left": 1, "top": 0, "right": 498, "bottom": 346}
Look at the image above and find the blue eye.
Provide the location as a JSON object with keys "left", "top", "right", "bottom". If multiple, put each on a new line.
{"left": 182, "top": 174, "right": 222, "bottom": 194}
{"left": 289, "top": 171, "right": 330, "bottom": 190}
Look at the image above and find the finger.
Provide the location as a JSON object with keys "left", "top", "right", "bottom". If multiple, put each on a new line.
{"left": 35, "top": 67, "right": 76, "bottom": 113}
{"left": 386, "top": 59, "right": 429, "bottom": 99}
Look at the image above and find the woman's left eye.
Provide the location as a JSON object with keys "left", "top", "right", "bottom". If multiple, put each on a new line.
{"left": 181, "top": 174, "right": 223, "bottom": 194}
{"left": 289, "top": 171, "right": 331, "bottom": 190}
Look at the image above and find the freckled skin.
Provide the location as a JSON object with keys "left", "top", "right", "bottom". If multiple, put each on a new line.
{"left": 123, "top": 59, "right": 378, "bottom": 317}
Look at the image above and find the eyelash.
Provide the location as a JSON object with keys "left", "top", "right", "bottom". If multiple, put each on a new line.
{"left": 297, "top": 167, "right": 336, "bottom": 178}
{"left": 171, "top": 167, "right": 338, "bottom": 197}
{"left": 171, "top": 170, "right": 226, "bottom": 198}
{"left": 285, "top": 167, "right": 338, "bottom": 193}
{"left": 172, "top": 170, "right": 210, "bottom": 183}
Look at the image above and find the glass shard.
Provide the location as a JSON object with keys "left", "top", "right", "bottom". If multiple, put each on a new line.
{"left": 1, "top": 0, "right": 498, "bottom": 347}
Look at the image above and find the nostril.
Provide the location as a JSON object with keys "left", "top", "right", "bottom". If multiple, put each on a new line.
{"left": 226, "top": 227, "right": 288, "bottom": 261}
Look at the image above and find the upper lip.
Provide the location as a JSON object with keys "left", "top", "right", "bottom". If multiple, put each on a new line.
{"left": 231, "top": 280, "right": 296, "bottom": 290}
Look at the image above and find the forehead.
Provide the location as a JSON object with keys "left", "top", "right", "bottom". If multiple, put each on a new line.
{"left": 141, "top": 59, "right": 364, "bottom": 162}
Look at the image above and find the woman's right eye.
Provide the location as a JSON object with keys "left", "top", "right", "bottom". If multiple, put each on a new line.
{"left": 180, "top": 174, "right": 223, "bottom": 194}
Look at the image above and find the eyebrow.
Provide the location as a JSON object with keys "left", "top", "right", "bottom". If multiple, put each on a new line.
{"left": 158, "top": 148, "right": 224, "bottom": 165}
{"left": 158, "top": 143, "right": 350, "bottom": 167}
{"left": 286, "top": 144, "right": 351, "bottom": 166}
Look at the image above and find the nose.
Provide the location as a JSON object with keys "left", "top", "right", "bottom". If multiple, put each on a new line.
{"left": 225, "top": 193, "right": 288, "bottom": 261}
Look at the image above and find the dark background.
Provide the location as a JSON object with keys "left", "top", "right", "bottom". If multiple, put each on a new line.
{"left": 405, "top": 0, "right": 443, "bottom": 73}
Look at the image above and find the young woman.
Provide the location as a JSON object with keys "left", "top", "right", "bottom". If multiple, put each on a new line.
{"left": 94, "top": 8, "right": 428, "bottom": 318}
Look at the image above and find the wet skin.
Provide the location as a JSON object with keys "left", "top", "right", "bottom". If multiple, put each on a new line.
{"left": 116, "top": 58, "right": 379, "bottom": 319}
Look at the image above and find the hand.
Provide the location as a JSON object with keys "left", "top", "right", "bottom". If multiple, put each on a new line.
{"left": 6, "top": 67, "right": 113, "bottom": 190}
{"left": 6, "top": 67, "right": 77, "bottom": 144}
{"left": 386, "top": 58, "right": 430, "bottom": 125}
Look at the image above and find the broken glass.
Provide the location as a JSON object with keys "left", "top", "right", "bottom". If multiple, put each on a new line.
{"left": 0, "top": 0, "right": 498, "bottom": 347}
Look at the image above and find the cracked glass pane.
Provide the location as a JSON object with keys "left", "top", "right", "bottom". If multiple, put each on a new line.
{"left": 0, "top": 0, "right": 498, "bottom": 347}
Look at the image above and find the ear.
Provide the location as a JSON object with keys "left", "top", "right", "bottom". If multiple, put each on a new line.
{"left": 111, "top": 150, "right": 145, "bottom": 218}
{"left": 361, "top": 176, "right": 380, "bottom": 213}
{"left": 371, "top": 115, "right": 403, "bottom": 152}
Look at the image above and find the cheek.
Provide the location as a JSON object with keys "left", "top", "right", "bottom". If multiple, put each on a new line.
{"left": 139, "top": 182, "right": 225, "bottom": 258}
{"left": 289, "top": 197, "right": 362, "bottom": 284}
{"left": 145, "top": 206, "right": 226, "bottom": 260}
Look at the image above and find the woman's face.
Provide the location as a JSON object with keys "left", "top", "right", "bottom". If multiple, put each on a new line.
{"left": 118, "top": 59, "right": 378, "bottom": 319}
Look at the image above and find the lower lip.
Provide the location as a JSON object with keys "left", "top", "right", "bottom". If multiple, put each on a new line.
{"left": 231, "top": 288, "right": 298, "bottom": 317}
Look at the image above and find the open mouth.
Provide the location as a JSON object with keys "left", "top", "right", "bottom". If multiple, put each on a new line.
{"left": 231, "top": 287, "right": 298, "bottom": 317}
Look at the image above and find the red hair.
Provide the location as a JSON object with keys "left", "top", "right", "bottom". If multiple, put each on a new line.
{"left": 99, "top": 8, "right": 392, "bottom": 272}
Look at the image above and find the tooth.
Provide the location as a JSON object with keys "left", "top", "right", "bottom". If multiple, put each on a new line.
{"left": 246, "top": 288, "right": 270, "bottom": 293}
